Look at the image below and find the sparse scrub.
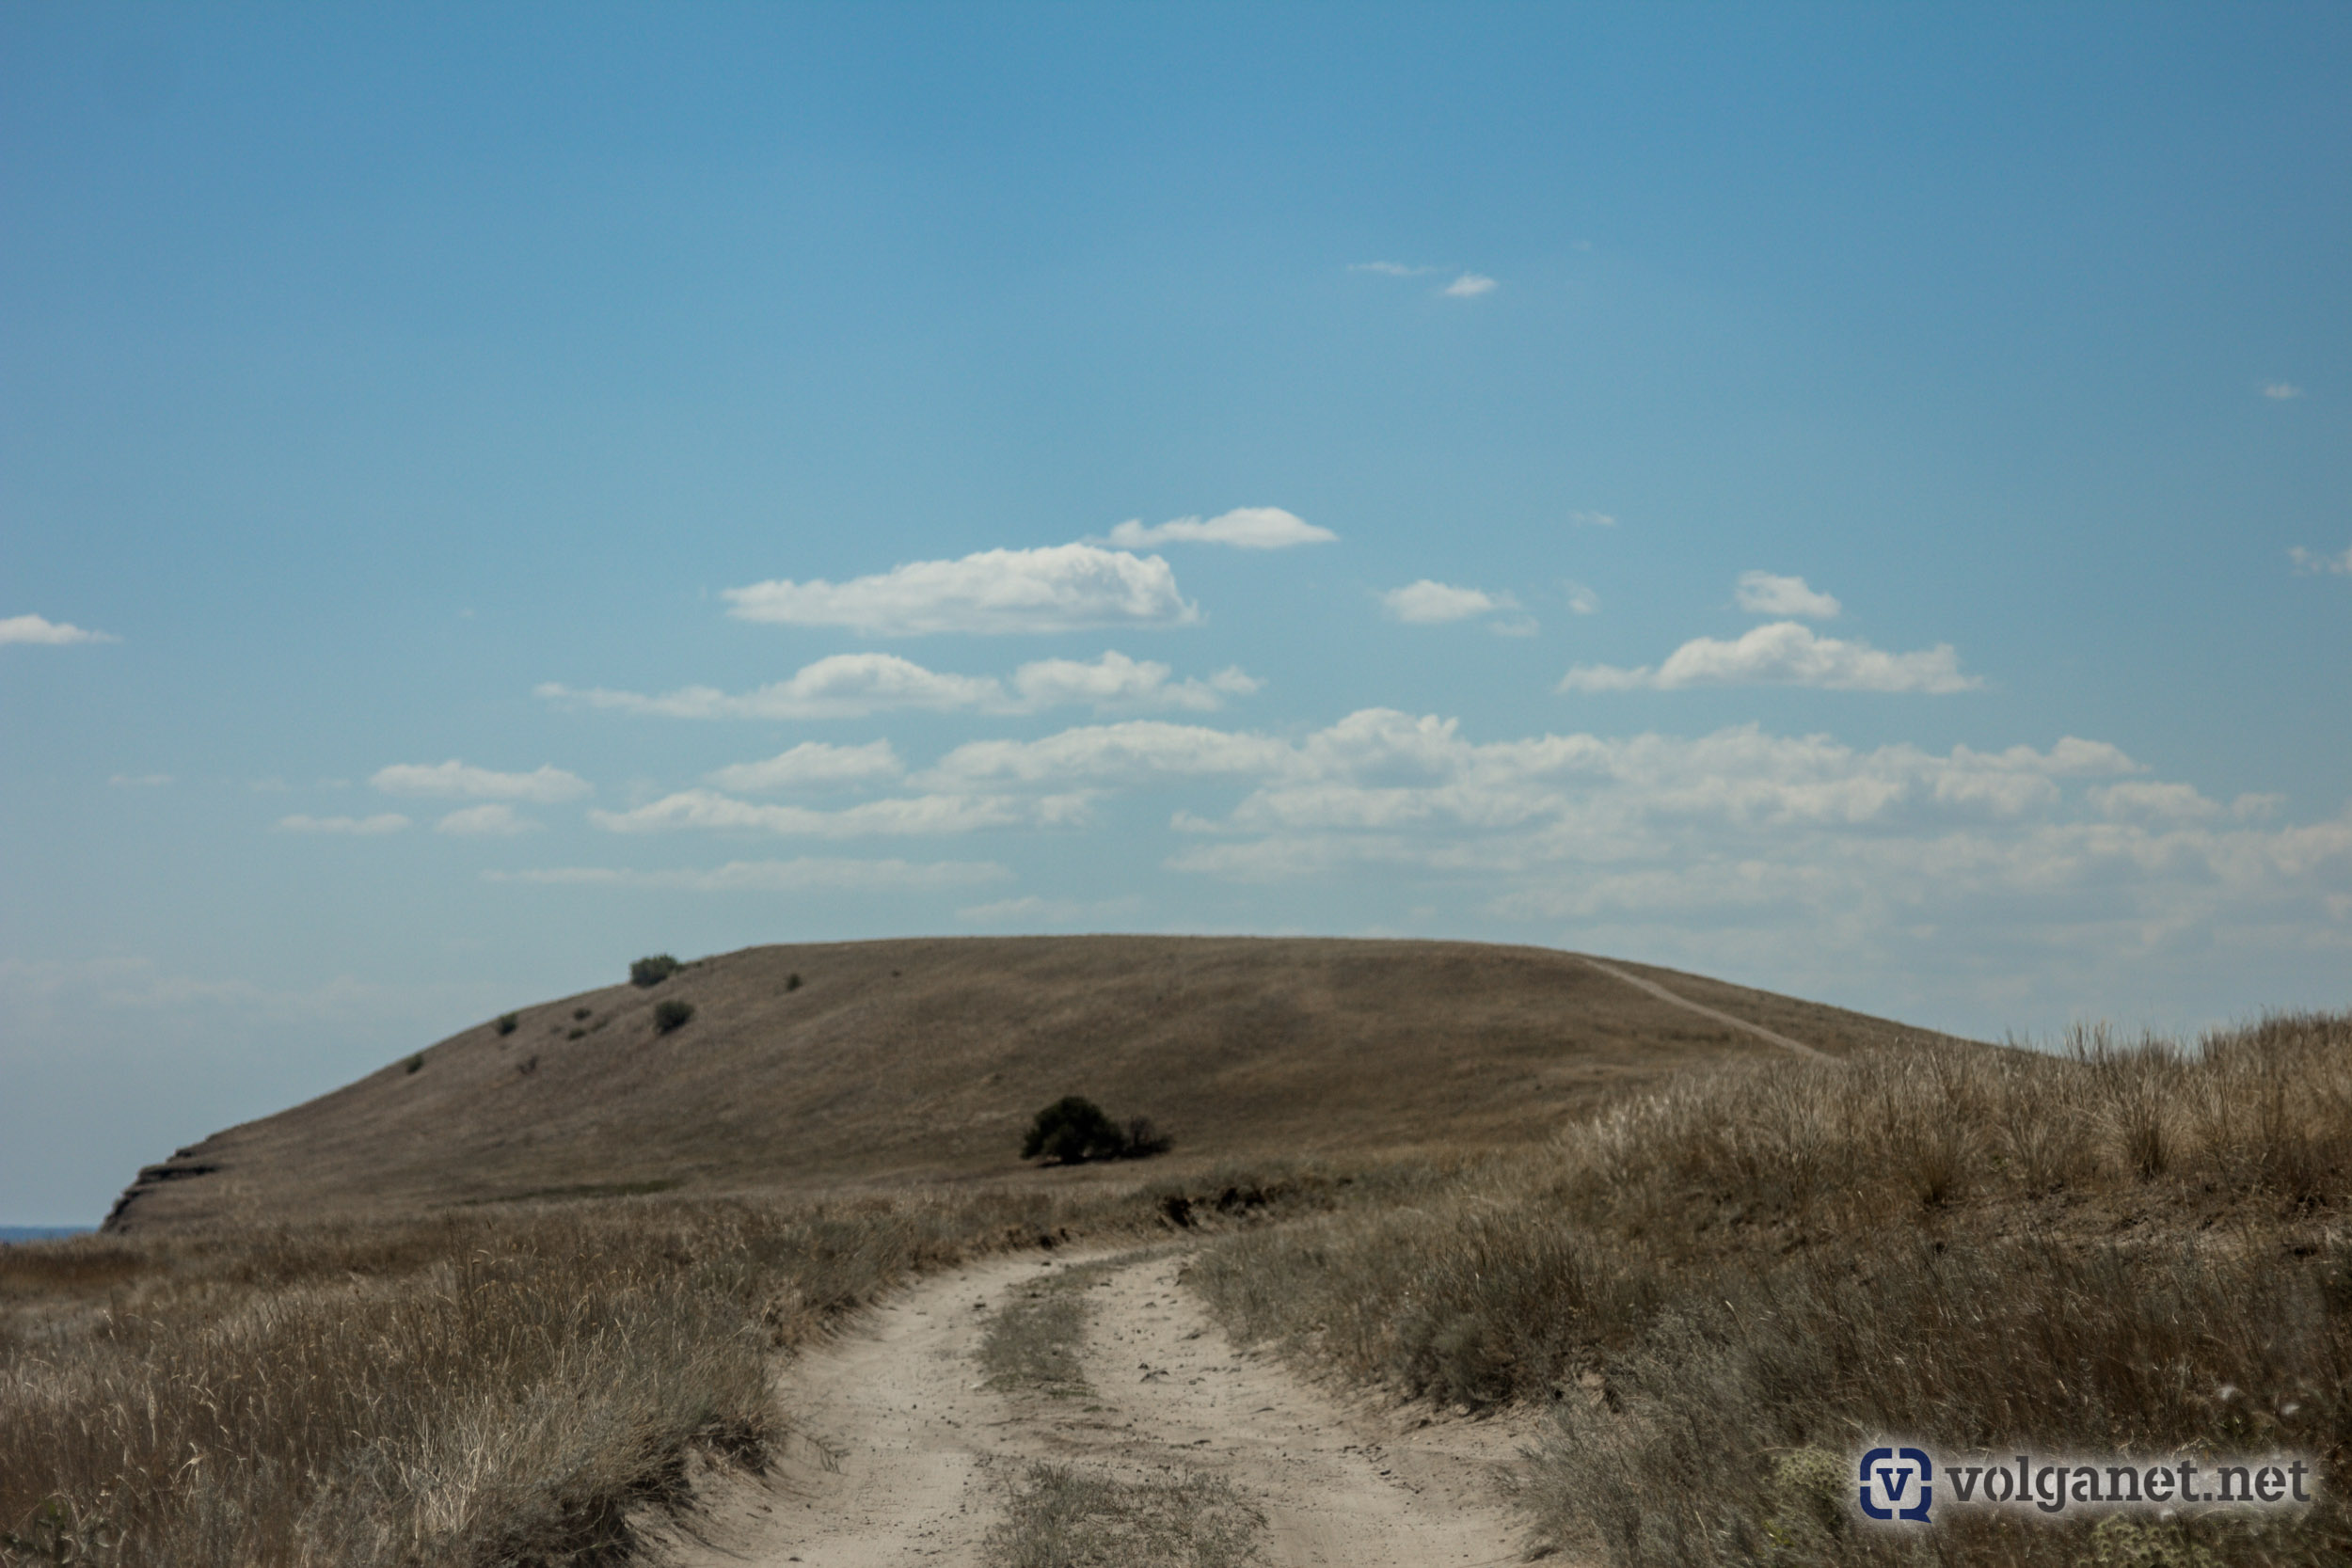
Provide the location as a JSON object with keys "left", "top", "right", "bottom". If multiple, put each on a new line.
{"left": 1189, "top": 1011, "right": 2352, "bottom": 1565}
{"left": 653, "top": 999, "right": 694, "bottom": 1035}
{"left": 494, "top": 1012, "right": 517, "bottom": 1037}
{"left": 984, "top": 1462, "right": 1265, "bottom": 1568}
{"left": 629, "top": 954, "right": 682, "bottom": 989}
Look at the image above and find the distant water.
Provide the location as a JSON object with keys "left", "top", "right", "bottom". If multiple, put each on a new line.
{"left": 0, "top": 1226, "right": 95, "bottom": 1243}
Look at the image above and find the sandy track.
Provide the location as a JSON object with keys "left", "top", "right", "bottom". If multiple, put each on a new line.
{"left": 654, "top": 1248, "right": 1529, "bottom": 1568}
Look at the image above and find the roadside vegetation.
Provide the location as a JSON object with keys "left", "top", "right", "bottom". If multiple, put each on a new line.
{"left": 0, "top": 1191, "right": 1184, "bottom": 1567}
{"left": 1189, "top": 1010, "right": 2352, "bottom": 1566}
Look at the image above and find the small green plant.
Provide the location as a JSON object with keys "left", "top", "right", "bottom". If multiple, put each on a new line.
{"left": 404, "top": 1054, "right": 424, "bottom": 1075}
{"left": 629, "top": 955, "right": 682, "bottom": 989}
{"left": 572, "top": 1006, "right": 591, "bottom": 1021}
{"left": 653, "top": 999, "right": 694, "bottom": 1035}
{"left": 786, "top": 972, "right": 803, "bottom": 991}
{"left": 565, "top": 1028, "right": 585, "bottom": 1040}
{"left": 494, "top": 1013, "right": 518, "bottom": 1037}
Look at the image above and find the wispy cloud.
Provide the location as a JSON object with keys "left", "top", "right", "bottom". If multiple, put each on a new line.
{"left": 1379, "top": 580, "right": 1531, "bottom": 635}
{"left": 1568, "top": 510, "right": 1617, "bottom": 528}
{"left": 1443, "top": 273, "right": 1499, "bottom": 298}
{"left": 2289, "top": 544, "right": 2352, "bottom": 577}
{"left": 1350, "top": 261, "right": 1439, "bottom": 277}
{"left": 1010, "top": 651, "right": 1261, "bottom": 711}
{"left": 484, "top": 858, "right": 1010, "bottom": 893}
{"left": 541, "top": 651, "right": 1258, "bottom": 721}
{"left": 1559, "top": 622, "right": 1979, "bottom": 693}
{"left": 108, "top": 772, "right": 171, "bottom": 788}
{"left": 277, "top": 813, "right": 410, "bottom": 835}
{"left": 371, "top": 760, "right": 591, "bottom": 802}
{"left": 707, "top": 740, "right": 904, "bottom": 794}
{"left": 2264, "top": 383, "right": 2304, "bottom": 400}
{"left": 723, "top": 544, "right": 1198, "bottom": 636}
{"left": 1734, "top": 571, "right": 1842, "bottom": 619}
{"left": 1563, "top": 581, "right": 1600, "bottom": 616}
{"left": 919, "top": 721, "right": 1291, "bottom": 790}
{"left": 956, "top": 893, "right": 1143, "bottom": 927}
{"left": 1, "top": 613, "right": 117, "bottom": 646}
{"left": 587, "top": 790, "right": 1091, "bottom": 838}
{"left": 434, "top": 803, "right": 542, "bottom": 836}
{"left": 1102, "top": 507, "right": 1336, "bottom": 550}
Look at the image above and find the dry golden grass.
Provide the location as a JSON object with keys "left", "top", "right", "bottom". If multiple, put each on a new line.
{"left": 0, "top": 1188, "right": 1184, "bottom": 1567}
{"left": 1190, "top": 1011, "right": 2352, "bottom": 1566}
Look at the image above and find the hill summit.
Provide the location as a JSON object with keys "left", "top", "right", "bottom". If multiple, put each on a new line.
{"left": 105, "top": 936, "right": 1971, "bottom": 1231}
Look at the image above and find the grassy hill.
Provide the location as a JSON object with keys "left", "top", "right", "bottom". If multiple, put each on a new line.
{"left": 103, "top": 935, "right": 1976, "bottom": 1231}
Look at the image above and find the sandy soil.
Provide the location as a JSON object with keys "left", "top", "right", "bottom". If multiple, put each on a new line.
{"left": 652, "top": 1247, "right": 1533, "bottom": 1568}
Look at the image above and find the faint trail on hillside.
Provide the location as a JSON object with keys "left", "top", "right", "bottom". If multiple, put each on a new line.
{"left": 654, "top": 1248, "right": 1530, "bottom": 1568}
{"left": 1579, "top": 957, "right": 1833, "bottom": 1061}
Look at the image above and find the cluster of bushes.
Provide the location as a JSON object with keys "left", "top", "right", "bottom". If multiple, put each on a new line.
{"left": 629, "top": 954, "right": 682, "bottom": 988}
{"left": 1020, "top": 1096, "right": 1171, "bottom": 1164}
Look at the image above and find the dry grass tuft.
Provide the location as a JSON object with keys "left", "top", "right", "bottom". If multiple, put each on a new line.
{"left": 982, "top": 1462, "right": 1266, "bottom": 1568}
{"left": 1191, "top": 1011, "right": 2352, "bottom": 1566}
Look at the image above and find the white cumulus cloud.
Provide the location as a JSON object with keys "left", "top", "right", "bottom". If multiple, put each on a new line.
{"left": 539, "top": 655, "right": 1003, "bottom": 720}
{"left": 370, "top": 761, "right": 592, "bottom": 802}
{"left": 588, "top": 789, "right": 1090, "bottom": 839}
{"left": 1011, "top": 651, "right": 1262, "bottom": 712}
{"left": 484, "top": 858, "right": 1010, "bottom": 893}
{"left": 706, "top": 740, "right": 905, "bottom": 794}
{"left": 1559, "top": 622, "right": 1979, "bottom": 693}
{"left": 435, "top": 803, "right": 543, "bottom": 836}
{"left": 2, "top": 613, "right": 117, "bottom": 646}
{"left": 277, "top": 813, "right": 410, "bottom": 835}
{"left": 1443, "top": 274, "right": 1499, "bottom": 298}
{"left": 540, "top": 650, "right": 1256, "bottom": 721}
{"left": 921, "top": 721, "right": 1292, "bottom": 790}
{"left": 1103, "top": 507, "right": 1335, "bottom": 550}
{"left": 1380, "top": 580, "right": 1528, "bottom": 629}
{"left": 1735, "top": 571, "right": 1842, "bottom": 619}
{"left": 723, "top": 544, "right": 1198, "bottom": 635}
{"left": 2289, "top": 545, "right": 2352, "bottom": 577}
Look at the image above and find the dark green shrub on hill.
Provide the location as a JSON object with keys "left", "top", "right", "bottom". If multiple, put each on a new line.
{"left": 630, "top": 955, "right": 682, "bottom": 988}
{"left": 652, "top": 1000, "right": 694, "bottom": 1035}
{"left": 1021, "top": 1098, "right": 1170, "bottom": 1164}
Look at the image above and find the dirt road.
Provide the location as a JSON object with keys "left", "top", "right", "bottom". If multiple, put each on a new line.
{"left": 654, "top": 1247, "right": 1530, "bottom": 1568}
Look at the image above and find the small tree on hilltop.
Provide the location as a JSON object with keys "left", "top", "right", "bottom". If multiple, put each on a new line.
{"left": 1020, "top": 1096, "right": 1132, "bottom": 1164}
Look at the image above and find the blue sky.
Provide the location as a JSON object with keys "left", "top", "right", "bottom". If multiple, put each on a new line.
{"left": 5, "top": 3, "right": 2348, "bottom": 1224}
